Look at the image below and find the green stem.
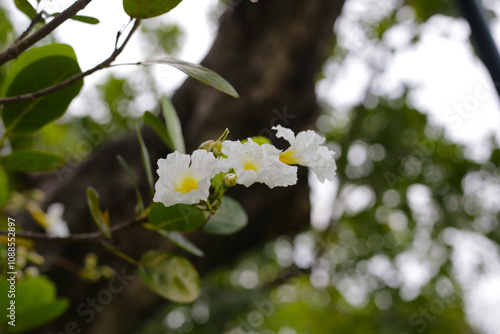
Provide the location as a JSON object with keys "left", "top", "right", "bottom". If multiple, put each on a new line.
{"left": 104, "top": 245, "right": 138, "bottom": 266}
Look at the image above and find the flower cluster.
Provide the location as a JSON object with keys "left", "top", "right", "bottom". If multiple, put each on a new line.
{"left": 153, "top": 126, "right": 337, "bottom": 207}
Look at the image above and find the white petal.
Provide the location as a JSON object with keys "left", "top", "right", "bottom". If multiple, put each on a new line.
{"left": 221, "top": 139, "right": 297, "bottom": 188}
{"left": 272, "top": 125, "right": 296, "bottom": 145}
{"left": 46, "top": 203, "right": 70, "bottom": 237}
{"left": 309, "top": 146, "right": 337, "bottom": 182}
{"left": 153, "top": 150, "right": 225, "bottom": 207}
{"left": 272, "top": 125, "right": 337, "bottom": 182}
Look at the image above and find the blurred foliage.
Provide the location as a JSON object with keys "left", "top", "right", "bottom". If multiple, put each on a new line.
{"left": 0, "top": 0, "right": 499, "bottom": 333}
{"left": 140, "top": 21, "right": 184, "bottom": 57}
{"left": 135, "top": 0, "right": 499, "bottom": 334}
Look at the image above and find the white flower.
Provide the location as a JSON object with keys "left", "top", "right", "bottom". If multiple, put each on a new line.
{"left": 221, "top": 139, "right": 297, "bottom": 188}
{"left": 153, "top": 150, "right": 226, "bottom": 207}
{"left": 45, "top": 203, "right": 70, "bottom": 237}
{"left": 272, "top": 125, "right": 337, "bottom": 182}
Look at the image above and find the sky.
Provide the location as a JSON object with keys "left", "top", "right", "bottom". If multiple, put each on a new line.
{"left": 4, "top": 0, "right": 500, "bottom": 333}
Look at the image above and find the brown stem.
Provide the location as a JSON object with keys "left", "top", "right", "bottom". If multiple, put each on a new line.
{"left": 0, "top": 0, "right": 93, "bottom": 66}
{"left": 14, "top": 12, "right": 45, "bottom": 44}
{"left": 0, "top": 214, "right": 147, "bottom": 244}
{"left": 0, "top": 19, "right": 141, "bottom": 106}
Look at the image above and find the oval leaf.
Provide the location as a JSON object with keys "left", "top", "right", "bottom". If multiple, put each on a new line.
{"left": 0, "top": 166, "right": 9, "bottom": 207}
{"left": 116, "top": 155, "right": 144, "bottom": 211}
{"left": 144, "top": 57, "right": 239, "bottom": 98}
{"left": 203, "top": 196, "right": 248, "bottom": 235}
{"left": 161, "top": 96, "right": 185, "bottom": 154}
{"left": 70, "top": 15, "right": 100, "bottom": 24}
{"left": 14, "top": 0, "right": 37, "bottom": 20}
{"left": 154, "top": 230, "right": 204, "bottom": 257}
{"left": 123, "top": 0, "right": 182, "bottom": 19}
{"left": 86, "top": 186, "right": 111, "bottom": 238}
{"left": 143, "top": 111, "right": 174, "bottom": 150}
{"left": 139, "top": 251, "right": 201, "bottom": 303}
{"left": 2, "top": 43, "right": 83, "bottom": 135}
{"left": 0, "top": 150, "right": 64, "bottom": 172}
{"left": 149, "top": 202, "right": 206, "bottom": 232}
{"left": 12, "top": 276, "right": 69, "bottom": 333}
{"left": 136, "top": 125, "right": 154, "bottom": 197}
{"left": 241, "top": 136, "right": 272, "bottom": 146}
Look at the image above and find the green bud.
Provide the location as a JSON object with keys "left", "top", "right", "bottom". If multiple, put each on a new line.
{"left": 199, "top": 140, "right": 215, "bottom": 152}
{"left": 224, "top": 173, "right": 237, "bottom": 187}
{"left": 212, "top": 142, "right": 223, "bottom": 156}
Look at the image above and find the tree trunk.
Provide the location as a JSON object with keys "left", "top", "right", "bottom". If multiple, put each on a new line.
{"left": 28, "top": 0, "right": 345, "bottom": 333}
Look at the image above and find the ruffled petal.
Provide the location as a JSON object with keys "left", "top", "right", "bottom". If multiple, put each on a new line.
{"left": 153, "top": 150, "right": 225, "bottom": 207}
{"left": 221, "top": 139, "right": 297, "bottom": 188}
{"left": 272, "top": 126, "right": 336, "bottom": 183}
{"left": 272, "top": 125, "right": 296, "bottom": 145}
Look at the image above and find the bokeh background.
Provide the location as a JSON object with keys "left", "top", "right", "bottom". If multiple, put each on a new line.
{"left": 2, "top": 0, "right": 500, "bottom": 333}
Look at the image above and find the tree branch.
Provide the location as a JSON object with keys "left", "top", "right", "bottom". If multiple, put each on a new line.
{"left": 14, "top": 12, "right": 45, "bottom": 44}
{"left": 0, "top": 0, "right": 93, "bottom": 66}
{"left": 0, "top": 19, "right": 141, "bottom": 105}
{"left": 455, "top": 0, "right": 500, "bottom": 97}
{"left": 0, "top": 214, "right": 147, "bottom": 244}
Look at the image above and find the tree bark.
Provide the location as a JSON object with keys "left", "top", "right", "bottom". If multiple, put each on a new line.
{"left": 28, "top": 0, "right": 345, "bottom": 333}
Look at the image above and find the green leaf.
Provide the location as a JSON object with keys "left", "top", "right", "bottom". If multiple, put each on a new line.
{"left": 70, "top": 15, "right": 100, "bottom": 24}
{"left": 14, "top": 0, "right": 37, "bottom": 20}
{"left": 2, "top": 43, "right": 83, "bottom": 135}
{"left": 0, "top": 167, "right": 9, "bottom": 207}
{"left": 143, "top": 111, "right": 174, "bottom": 150}
{"left": 161, "top": 96, "right": 185, "bottom": 154}
{"left": 11, "top": 276, "right": 69, "bottom": 333}
{"left": 153, "top": 230, "right": 204, "bottom": 257}
{"left": 136, "top": 125, "right": 154, "bottom": 197}
{"left": 0, "top": 150, "right": 64, "bottom": 172}
{"left": 143, "top": 57, "right": 239, "bottom": 98}
{"left": 9, "top": 133, "right": 33, "bottom": 151}
{"left": 49, "top": 12, "right": 99, "bottom": 24}
{"left": 149, "top": 202, "right": 206, "bottom": 232}
{"left": 0, "top": 279, "right": 9, "bottom": 329}
{"left": 241, "top": 136, "right": 272, "bottom": 146}
{"left": 14, "top": 300, "right": 69, "bottom": 333}
{"left": 123, "top": 0, "right": 182, "bottom": 19}
{"left": 86, "top": 187, "right": 111, "bottom": 238}
{"left": 16, "top": 276, "right": 55, "bottom": 307}
{"left": 49, "top": 12, "right": 100, "bottom": 24}
{"left": 203, "top": 196, "right": 248, "bottom": 235}
{"left": 117, "top": 154, "right": 145, "bottom": 211}
{"left": 138, "top": 251, "right": 201, "bottom": 303}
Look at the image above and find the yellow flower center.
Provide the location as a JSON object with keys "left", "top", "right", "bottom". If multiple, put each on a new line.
{"left": 279, "top": 149, "right": 300, "bottom": 165}
{"left": 243, "top": 160, "right": 259, "bottom": 172}
{"left": 175, "top": 175, "right": 199, "bottom": 194}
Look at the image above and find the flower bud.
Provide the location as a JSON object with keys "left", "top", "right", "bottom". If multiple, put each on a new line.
{"left": 223, "top": 173, "right": 237, "bottom": 187}
{"left": 212, "top": 141, "right": 223, "bottom": 156}
{"left": 199, "top": 140, "right": 215, "bottom": 152}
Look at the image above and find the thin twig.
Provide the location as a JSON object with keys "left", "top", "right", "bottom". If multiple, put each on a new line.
{"left": 14, "top": 12, "right": 45, "bottom": 44}
{"left": 0, "top": 0, "right": 93, "bottom": 66}
{"left": 0, "top": 214, "right": 148, "bottom": 244}
{"left": 0, "top": 19, "right": 141, "bottom": 106}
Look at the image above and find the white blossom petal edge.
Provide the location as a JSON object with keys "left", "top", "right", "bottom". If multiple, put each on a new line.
{"left": 153, "top": 150, "right": 225, "bottom": 207}
{"left": 45, "top": 203, "right": 70, "bottom": 237}
{"left": 272, "top": 125, "right": 337, "bottom": 182}
{"left": 221, "top": 139, "right": 297, "bottom": 188}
